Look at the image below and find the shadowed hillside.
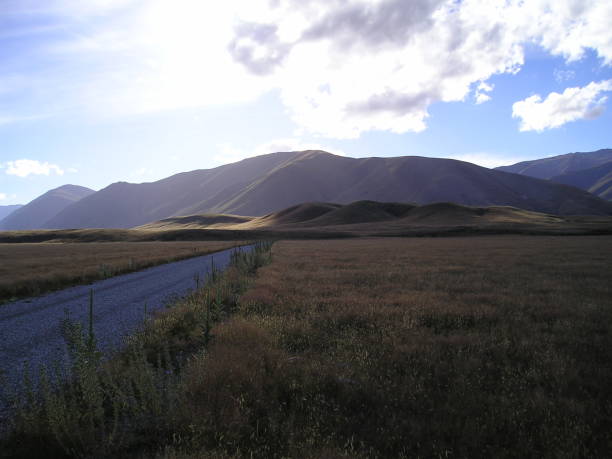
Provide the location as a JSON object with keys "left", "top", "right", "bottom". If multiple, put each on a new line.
{"left": 496, "top": 149, "right": 612, "bottom": 179}
{"left": 0, "top": 185, "right": 94, "bottom": 230}
{"left": 45, "top": 152, "right": 306, "bottom": 229}
{"left": 42, "top": 151, "right": 612, "bottom": 229}
{"left": 551, "top": 162, "right": 612, "bottom": 200}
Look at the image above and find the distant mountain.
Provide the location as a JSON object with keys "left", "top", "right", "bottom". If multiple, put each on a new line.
{"left": 45, "top": 151, "right": 612, "bottom": 229}
{"left": 0, "top": 185, "right": 95, "bottom": 230}
{"left": 550, "top": 162, "right": 612, "bottom": 201}
{"left": 46, "top": 152, "right": 303, "bottom": 229}
{"left": 496, "top": 149, "right": 612, "bottom": 179}
{"left": 0, "top": 205, "right": 22, "bottom": 221}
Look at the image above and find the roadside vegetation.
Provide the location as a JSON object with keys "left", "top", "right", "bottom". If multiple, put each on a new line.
{"left": 0, "top": 241, "right": 245, "bottom": 303}
{"left": 1, "top": 242, "right": 273, "bottom": 458}
{"left": 2, "top": 236, "right": 612, "bottom": 458}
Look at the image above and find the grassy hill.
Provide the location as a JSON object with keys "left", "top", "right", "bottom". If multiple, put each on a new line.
{"left": 136, "top": 200, "right": 612, "bottom": 237}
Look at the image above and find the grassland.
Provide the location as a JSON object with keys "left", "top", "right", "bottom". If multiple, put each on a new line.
{"left": 0, "top": 241, "right": 245, "bottom": 303}
{"left": 166, "top": 235, "right": 612, "bottom": 458}
{"left": 3, "top": 236, "right": 612, "bottom": 458}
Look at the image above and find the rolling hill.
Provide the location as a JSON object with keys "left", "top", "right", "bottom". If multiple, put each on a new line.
{"left": 43, "top": 151, "right": 612, "bottom": 229}
{"left": 0, "top": 205, "right": 22, "bottom": 221}
{"left": 4, "top": 200, "right": 611, "bottom": 244}
{"left": 136, "top": 200, "right": 612, "bottom": 237}
{"left": 0, "top": 185, "right": 95, "bottom": 230}
{"left": 496, "top": 149, "right": 612, "bottom": 179}
{"left": 550, "top": 162, "right": 612, "bottom": 201}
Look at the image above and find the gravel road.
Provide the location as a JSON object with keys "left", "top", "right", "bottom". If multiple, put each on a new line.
{"left": 0, "top": 245, "right": 251, "bottom": 423}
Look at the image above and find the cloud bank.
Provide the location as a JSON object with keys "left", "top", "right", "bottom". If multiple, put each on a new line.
{"left": 4, "top": 159, "right": 65, "bottom": 177}
{"left": 1, "top": 0, "right": 611, "bottom": 138}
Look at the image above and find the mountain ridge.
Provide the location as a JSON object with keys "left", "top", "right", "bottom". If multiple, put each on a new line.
{"left": 0, "top": 185, "right": 95, "bottom": 230}
{"left": 39, "top": 150, "right": 612, "bottom": 229}
{"left": 495, "top": 149, "right": 612, "bottom": 179}
{"left": 550, "top": 162, "right": 612, "bottom": 201}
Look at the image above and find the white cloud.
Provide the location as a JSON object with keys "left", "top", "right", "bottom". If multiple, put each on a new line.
{"left": 225, "top": 0, "right": 612, "bottom": 137}
{"left": 4, "top": 159, "right": 65, "bottom": 177}
{"left": 475, "top": 81, "right": 494, "bottom": 104}
{"left": 512, "top": 80, "right": 612, "bottom": 132}
{"left": 531, "top": 0, "right": 612, "bottom": 65}
{"left": 2, "top": 0, "right": 612, "bottom": 137}
{"left": 553, "top": 69, "right": 576, "bottom": 83}
{"left": 0, "top": 193, "right": 17, "bottom": 201}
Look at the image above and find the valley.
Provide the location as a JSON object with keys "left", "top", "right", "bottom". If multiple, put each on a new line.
{"left": 1, "top": 148, "right": 611, "bottom": 457}
{"left": 3, "top": 1, "right": 611, "bottom": 455}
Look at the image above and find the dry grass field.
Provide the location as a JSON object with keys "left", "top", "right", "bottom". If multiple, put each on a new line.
{"left": 176, "top": 235, "right": 612, "bottom": 457}
{"left": 0, "top": 241, "right": 245, "bottom": 303}
{"left": 3, "top": 236, "right": 612, "bottom": 458}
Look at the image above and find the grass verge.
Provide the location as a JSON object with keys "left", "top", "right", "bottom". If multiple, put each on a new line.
{"left": 0, "top": 242, "right": 272, "bottom": 458}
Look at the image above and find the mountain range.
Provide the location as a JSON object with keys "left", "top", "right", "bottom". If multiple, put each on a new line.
{"left": 1, "top": 149, "right": 612, "bottom": 231}
{"left": 496, "top": 149, "right": 612, "bottom": 178}
{"left": 0, "top": 185, "right": 94, "bottom": 230}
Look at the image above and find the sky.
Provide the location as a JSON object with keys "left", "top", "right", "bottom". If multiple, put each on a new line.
{"left": 1, "top": 0, "right": 611, "bottom": 205}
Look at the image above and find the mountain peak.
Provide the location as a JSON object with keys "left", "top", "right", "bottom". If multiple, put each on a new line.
{"left": 0, "top": 184, "right": 94, "bottom": 230}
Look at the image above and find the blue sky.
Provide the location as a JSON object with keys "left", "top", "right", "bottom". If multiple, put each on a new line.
{"left": 1, "top": 0, "right": 611, "bottom": 205}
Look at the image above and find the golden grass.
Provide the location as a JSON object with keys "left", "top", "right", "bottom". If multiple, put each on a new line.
{"left": 0, "top": 241, "right": 245, "bottom": 302}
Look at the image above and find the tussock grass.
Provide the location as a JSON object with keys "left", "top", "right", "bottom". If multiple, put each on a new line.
{"left": 0, "top": 241, "right": 245, "bottom": 303}
{"left": 169, "top": 236, "right": 612, "bottom": 458}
